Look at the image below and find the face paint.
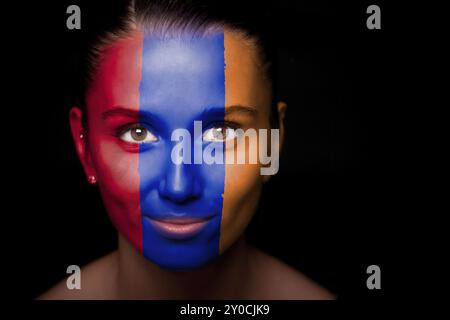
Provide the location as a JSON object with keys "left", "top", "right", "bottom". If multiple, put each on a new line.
{"left": 138, "top": 33, "right": 226, "bottom": 269}
{"left": 84, "top": 29, "right": 274, "bottom": 271}
{"left": 86, "top": 30, "right": 226, "bottom": 270}
{"left": 85, "top": 34, "right": 144, "bottom": 255}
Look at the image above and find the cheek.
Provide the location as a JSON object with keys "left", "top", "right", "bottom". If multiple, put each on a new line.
{"left": 95, "top": 140, "right": 140, "bottom": 200}
{"left": 220, "top": 161, "right": 262, "bottom": 253}
{"left": 90, "top": 138, "right": 142, "bottom": 251}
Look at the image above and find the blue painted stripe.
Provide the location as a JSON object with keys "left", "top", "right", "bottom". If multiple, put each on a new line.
{"left": 138, "top": 32, "right": 226, "bottom": 269}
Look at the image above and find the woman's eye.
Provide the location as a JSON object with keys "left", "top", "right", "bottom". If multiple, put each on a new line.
{"left": 120, "top": 126, "right": 157, "bottom": 144}
{"left": 203, "top": 125, "right": 239, "bottom": 142}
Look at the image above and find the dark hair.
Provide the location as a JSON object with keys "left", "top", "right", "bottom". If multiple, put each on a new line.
{"left": 80, "top": 0, "right": 279, "bottom": 127}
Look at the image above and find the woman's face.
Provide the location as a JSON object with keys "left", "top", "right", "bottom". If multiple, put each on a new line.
{"left": 70, "top": 28, "right": 284, "bottom": 270}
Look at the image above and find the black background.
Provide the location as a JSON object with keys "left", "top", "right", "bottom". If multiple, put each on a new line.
{"left": 18, "top": 0, "right": 394, "bottom": 300}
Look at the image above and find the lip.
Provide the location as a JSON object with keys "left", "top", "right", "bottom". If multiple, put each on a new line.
{"left": 145, "top": 216, "right": 211, "bottom": 240}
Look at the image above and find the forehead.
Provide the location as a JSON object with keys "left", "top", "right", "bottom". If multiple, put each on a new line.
{"left": 86, "top": 29, "right": 269, "bottom": 118}
{"left": 139, "top": 32, "right": 225, "bottom": 117}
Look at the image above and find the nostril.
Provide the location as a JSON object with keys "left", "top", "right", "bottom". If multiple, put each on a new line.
{"left": 158, "top": 184, "right": 200, "bottom": 204}
{"left": 158, "top": 165, "right": 202, "bottom": 203}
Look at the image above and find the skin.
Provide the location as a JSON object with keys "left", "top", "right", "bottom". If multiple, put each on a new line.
{"left": 39, "top": 29, "right": 334, "bottom": 299}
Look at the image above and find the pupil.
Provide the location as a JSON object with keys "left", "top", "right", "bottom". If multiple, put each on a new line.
{"left": 214, "top": 127, "right": 226, "bottom": 139}
{"left": 131, "top": 127, "right": 147, "bottom": 141}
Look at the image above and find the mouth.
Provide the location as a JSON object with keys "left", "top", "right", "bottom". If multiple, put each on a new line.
{"left": 144, "top": 216, "right": 212, "bottom": 240}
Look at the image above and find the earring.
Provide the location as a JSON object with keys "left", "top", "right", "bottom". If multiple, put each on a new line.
{"left": 79, "top": 133, "right": 84, "bottom": 139}
{"left": 88, "top": 175, "right": 97, "bottom": 185}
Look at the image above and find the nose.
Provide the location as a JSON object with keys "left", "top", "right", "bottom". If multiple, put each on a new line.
{"left": 158, "top": 163, "right": 202, "bottom": 203}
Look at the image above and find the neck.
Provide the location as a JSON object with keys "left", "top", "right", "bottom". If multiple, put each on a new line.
{"left": 116, "top": 235, "right": 252, "bottom": 299}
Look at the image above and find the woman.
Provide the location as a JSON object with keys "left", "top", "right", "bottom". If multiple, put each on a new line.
{"left": 40, "top": 0, "right": 334, "bottom": 299}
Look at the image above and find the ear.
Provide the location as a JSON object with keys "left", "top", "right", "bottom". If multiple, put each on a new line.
{"left": 262, "top": 101, "right": 287, "bottom": 183}
{"left": 69, "top": 107, "right": 97, "bottom": 183}
{"left": 277, "top": 101, "right": 287, "bottom": 154}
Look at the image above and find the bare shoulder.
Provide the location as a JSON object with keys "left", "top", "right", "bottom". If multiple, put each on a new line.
{"left": 248, "top": 247, "right": 336, "bottom": 300}
{"left": 37, "top": 251, "right": 119, "bottom": 300}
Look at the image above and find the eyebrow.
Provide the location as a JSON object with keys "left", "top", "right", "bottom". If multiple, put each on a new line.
{"left": 101, "top": 107, "right": 140, "bottom": 121}
{"left": 101, "top": 105, "right": 258, "bottom": 121}
{"left": 225, "top": 105, "right": 258, "bottom": 117}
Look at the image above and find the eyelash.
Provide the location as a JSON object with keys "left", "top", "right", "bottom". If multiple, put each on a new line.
{"left": 113, "top": 121, "right": 243, "bottom": 152}
{"left": 113, "top": 123, "right": 148, "bottom": 138}
{"left": 207, "top": 121, "right": 240, "bottom": 130}
{"left": 115, "top": 121, "right": 241, "bottom": 135}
